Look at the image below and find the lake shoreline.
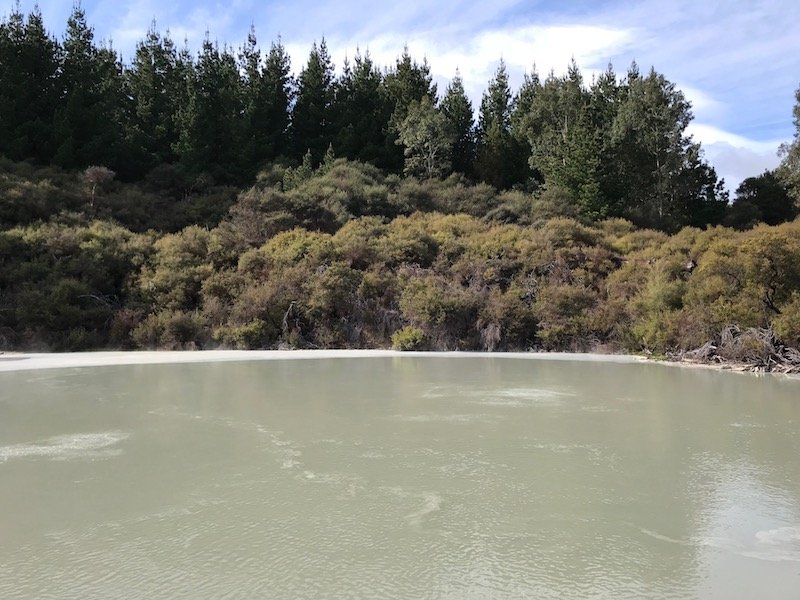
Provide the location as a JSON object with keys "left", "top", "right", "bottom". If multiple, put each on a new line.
{"left": 0, "top": 349, "right": 645, "bottom": 372}
{"left": 1, "top": 348, "right": 798, "bottom": 380}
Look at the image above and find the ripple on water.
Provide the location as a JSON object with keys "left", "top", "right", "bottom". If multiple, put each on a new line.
{"left": 424, "top": 386, "right": 576, "bottom": 408}
{"left": 405, "top": 492, "right": 443, "bottom": 528}
{"left": 385, "top": 414, "right": 498, "bottom": 423}
{"left": 0, "top": 431, "right": 129, "bottom": 462}
{"left": 641, "top": 525, "right": 800, "bottom": 563}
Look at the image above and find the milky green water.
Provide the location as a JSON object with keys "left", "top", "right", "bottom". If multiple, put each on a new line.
{"left": 1, "top": 357, "right": 799, "bottom": 599}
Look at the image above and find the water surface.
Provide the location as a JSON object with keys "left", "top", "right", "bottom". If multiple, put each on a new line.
{"left": 1, "top": 357, "right": 799, "bottom": 598}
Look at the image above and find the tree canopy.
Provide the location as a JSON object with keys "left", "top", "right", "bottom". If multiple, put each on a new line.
{"left": 0, "top": 5, "right": 791, "bottom": 233}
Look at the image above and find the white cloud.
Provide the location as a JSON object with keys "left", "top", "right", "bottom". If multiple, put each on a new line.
{"left": 703, "top": 143, "right": 782, "bottom": 194}
{"left": 688, "top": 123, "right": 786, "bottom": 192}
{"left": 687, "top": 124, "right": 784, "bottom": 154}
{"left": 305, "top": 23, "right": 634, "bottom": 110}
{"left": 679, "top": 85, "right": 725, "bottom": 120}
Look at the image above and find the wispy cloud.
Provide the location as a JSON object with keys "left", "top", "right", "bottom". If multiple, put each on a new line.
{"left": 308, "top": 23, "right": 634, "bottom": 112}
{"left": 687, "top": 123, "right": 784, "bottom": 190}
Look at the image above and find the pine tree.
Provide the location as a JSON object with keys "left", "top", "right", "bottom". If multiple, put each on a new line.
{"left": 331, "top": 50, "right": 388, "bottom": 164}
{"left": 126, "top": 23, "right": 182, "bottom": 174}
{"left": 238, "top": 26, "right": 263, "bottom": 174}
{"left": 611, "top": 66, "right": 723, "bottom": 228}
{"left": 509, "top": 67, "right": 541, "bottom": 187}
{"left": 440, "top": 71, "right": 475, "bottom": 176}
{"left": 291, "top": 39, "right": 335, "bottom": 163}
{"left": 175, "top": 37, "right": 244, "bottom": 181}
{"left": 238, "top": 29, "right": 294, "bottom": 174}
{"left": 475, "top": 60, "right": 521, "bottom": 189}
{"left": 382, "top": 47, "right": 438, "bottom": 171}
{"left": 612, "top": 67, "right": 688, "bottom": 224}
{"left": 478, "top": 59, "right": 512, "bottom": 136}
{"left": 0, "top": 5, "right": 60, "bottom": 163}
{"left": 52, "top": 6, "right": 128, "bottom": 171}
{"left": 260, "top": 38, "right": 294, "bottom": 161}
{"left": 521, "top": 61, "right": 607, "bottom": 216}
{"left": 588, "top": 64, "right": 625, "bottom": 215}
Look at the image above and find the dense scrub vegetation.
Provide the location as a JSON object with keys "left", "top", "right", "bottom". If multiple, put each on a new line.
{"left": 1, "top": 6, "right": 799, "bottom": 359}
{"left": 1, "top": 158, "right": 799, "bottom": 354}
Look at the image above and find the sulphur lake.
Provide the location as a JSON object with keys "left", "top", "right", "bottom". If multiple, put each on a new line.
{"left": 0, "top": 355, "right": 799, "bottom": 598}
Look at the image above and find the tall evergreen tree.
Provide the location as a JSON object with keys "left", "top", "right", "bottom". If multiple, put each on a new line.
{"left": 175, "top": 37, "right": 244, "bottom": 181}
{"left": 475, "top": 60, "right": 525, "bottom": 189}
{"left": 126, "top": 23, "right": 182, "bottom": 173}
{"left": 52, "top": 6, "right": 128, "bottom": 171}
{"left": 238, "top": 28, "right": 294, "bottom": 173}
{"left": 587, "top": 64, "right": 625, "bottom": 215}
{"left": 509, "top": 66, "right": 540, "bottom": 187}
{"left": 291, "top": 39, "right": 335, "bottom": 163}
{"left": 511, "top": 67, "right": 540, "bottom": 136}
{"left": 478, "top": 59, "right": 512, "bottom": 135}
{"left": 440, "top": 71, "right": 475, "bottom": 176}
{"left": 381, "top": 47, "right": 437, "bottom": 171}
{"left": 258, "top": 38, "right": 294, "bottom": 162}
{"left": 523, "top": 61, "right": 606, "bottom": 217}
{"left": 238, "top": 26, "right": 263, "bottom": 174}
{"left": 331, "top": 50, "right": 388, "bottom": 164}
{"left": 611, "top": 66, "right": 722, "bottom": 228}
{"left": 0, "top": 5, "right": 60, "bottom": 163}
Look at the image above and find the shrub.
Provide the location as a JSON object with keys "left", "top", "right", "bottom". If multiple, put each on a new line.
{"left": 391, "top": 326, "right": 426, "bottom": 351}
{"left": 773, "top": 292, "right": 800, "bottom": 348}
{"left": 131, "top": 310, "right": 209, "bottom": 350}
{"left": 213, "top": 319, "right": 273, "bottom": 349}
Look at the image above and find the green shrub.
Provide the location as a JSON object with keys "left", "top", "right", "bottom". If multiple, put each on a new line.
{"left": 213, "top": 319, "right": 273, "bottom": 349}
{"left": 131, "top": 310, "right": 209, "bottom": 350}
{"left": 773, "top": 292, "right": 800, "bottom": 348}
{"left": 391, "top": 326, "right": 426, "bottom": 351}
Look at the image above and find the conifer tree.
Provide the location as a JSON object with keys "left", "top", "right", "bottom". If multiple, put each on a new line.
{"left": 332, "top": 50, "right": 388, "bottom": 164}
{"left": 127, "top": 23, "right": 182, "bottom": 173}
{"left": 238, "top": 28, "right": 294, "bottom": 174}
{"left": 440, "top": 71, "right": 475, "bottom": 176}
{"left": 175, "top": 37, "right": 244, "bottom": 181}
{"left": 382, "top": 47, "right": 437, "bottom": 171}
{"left": 510, "top": 67, "right": 541, "bottom": 184}
{"left": 0, "top": 5, "right": 59, "bottom": 162}
{"left": 260, "top": 38, "right": 294, "bottom": 161}
{"left": 587, "top": 64, "right": 625, "bottom": 215}
{"left": 291, "top": 39, "right": 335, "bottom": 163}
{"left": 475, "top": 60, "right": 522, "bottom": 189}
{"left": 610, "top": 66, "right": 722, "bottom": 227}
{"left": 521, "top": 61, "right": 606, "bottom": 216}
{"left": 52, "top": 6, "right": 128, "bottom": 171}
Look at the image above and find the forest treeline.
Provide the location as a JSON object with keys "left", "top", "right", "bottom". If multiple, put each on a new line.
{"left": 4, "top": 4, "right": 795, "bottom": 230}
{"left": 1, "top": 5, "right": 800, "bottom": 357}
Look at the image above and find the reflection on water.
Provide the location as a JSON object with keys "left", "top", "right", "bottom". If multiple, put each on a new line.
{"left": 0, "top": 357, "right": 799, "bottom": 599}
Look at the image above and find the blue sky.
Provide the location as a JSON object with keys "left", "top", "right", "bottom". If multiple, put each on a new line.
{"left": 11, "top": 0, "right": 800, "bottom": 191}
